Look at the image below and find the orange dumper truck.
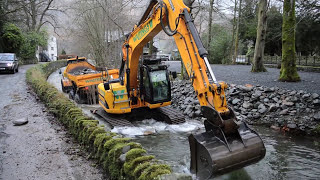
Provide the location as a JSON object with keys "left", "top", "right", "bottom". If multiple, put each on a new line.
{"left": 61, "top": 57, "right": 119, "bottom": 104}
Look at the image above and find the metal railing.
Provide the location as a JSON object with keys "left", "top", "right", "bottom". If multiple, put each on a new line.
{"left": 237, "top": 55, "right": 320, "bottom": 67}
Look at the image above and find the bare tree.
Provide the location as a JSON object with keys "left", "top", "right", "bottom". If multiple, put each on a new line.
{"left": 229, "top": 0, "right": 238, "bottom": 63}
{"left": 6, "top": 0, "right": 64, "bottom": 32}
{"left": 74, "top": 0, "right": 138, "bottom": 68}
{"left": 207, "top": 0, "right": 214, "bottom": 48}
{"left": 233, "top": 0, "right": 242, "bottom": 64}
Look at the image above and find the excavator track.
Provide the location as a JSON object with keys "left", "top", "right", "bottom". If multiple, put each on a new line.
{"left": 154, "top": 106, "right": 186, "bottom": 124}
{"left": 94, "top": 108, "right": 134, "bottom": 128}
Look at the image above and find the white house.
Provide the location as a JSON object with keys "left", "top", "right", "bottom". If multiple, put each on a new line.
{"left": 36, "top": 35, "right": 58, "bottom": 62}
{"left": 47, "top": 35, "right": 58, "bottom": 61}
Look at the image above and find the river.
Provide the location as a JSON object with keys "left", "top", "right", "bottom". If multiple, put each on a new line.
{"left": 48, "top": 67, "right": 320, "bottom": 180}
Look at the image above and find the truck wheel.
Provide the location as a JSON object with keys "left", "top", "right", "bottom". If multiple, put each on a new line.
{"left": 15, "top": 67, "right": 18, "bottom": 73}
{"left": 74, "top": 94, "right": 83, "bottom": 104}
{"left": 69, "top": 91, "right": 75, "bottom": 100}
{"left": 11, "top": 69, "right": 15, "bottom": 74}
{"left": 61, "top": 80, "right": 66, "bottom": 93}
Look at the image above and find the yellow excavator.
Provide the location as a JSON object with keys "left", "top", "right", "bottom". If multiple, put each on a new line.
{"left": 97, "top": 0, "right": 266, "bottom": 179}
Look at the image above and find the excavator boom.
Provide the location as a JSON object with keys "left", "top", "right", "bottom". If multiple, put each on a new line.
{"left": 106, "top": 0, "right": 266, "bottom": 179}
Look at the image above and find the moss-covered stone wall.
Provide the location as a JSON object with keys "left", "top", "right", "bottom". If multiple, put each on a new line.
{"left": 26, "top": 61, "right": 172, "bottom": 180}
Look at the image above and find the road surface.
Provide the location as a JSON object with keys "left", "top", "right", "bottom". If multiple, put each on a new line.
{"left": 0, "top": 65, "right": 105, "bottom": 180}
{"left": 163, "top": 61, "right": 320, "bottom": 94}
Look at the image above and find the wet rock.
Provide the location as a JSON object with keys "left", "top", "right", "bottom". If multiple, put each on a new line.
{"left": 252, "top": 91, "right": 263, "bottom": 98}
{"left": 122, "top": 146, "right": 131, "bottom": 153}
{"left": 283, "top": 101, "right": 294, "bottom": 107}
{"left": 313, "top": 99, "right": 320, "bottom": 105}
{"left": 239, "top": 85, "right": 253, "bottom": 92}
{"left": 232, "top": 98, "right": 241, "bottom": 105}
{"left": 264, "top": 87, "right": 275, "bottom": 92}
{"left": 183, "top": 105, "right": 193, "bottom": 115}
{"left": 314, "top": 112, "right": 320, "bottom": 121}
{"left": 302, "top": 94, "right": 310, "bottom": 99}
{"left": 269, "top": 104, "right": 277, "bottom": 112}
{"left": 312, "top": 93, "right": 319, "bottom": 99}
{"left": 259, "top": 107, "right": 267, "bottom": 114}
{"left": 263, "top": 98, "right": 270, "bottom": 103}
{"left": 119, "top": 154, "right": 126, "bottom": 163}
{"left": 160, "top": 173, "right": 192, "bottom": 180}
{"left": 270, "top": 125, "right": 280, "bottom": 131}
{"left": 279, "top": 109, "right": 289, "bottom": 115}
{"left": 253, "top": 113, "right": 261, "bottom": 119}
{"left": 184, "top": 97, "right": 193, "bottom": 104}
{"left": 242, "top": 102, "right": 253, "bottom": 109}
{"left": 13, "top": 117, "right": 28, "bottom": 126}
{"left": 289, "top": 91, "right": 297, "bottom": 96}
{"left": 143, "top": 131, "right": 154, "bottom": 135}
{"left": 287, "top": 123, "right": 297, "bottom": 129}
{"left": 194, "top": 110, "right": 201, "bottom": 117}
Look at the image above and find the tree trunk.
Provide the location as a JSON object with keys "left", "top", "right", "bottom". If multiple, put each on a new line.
{"left": 149, "top": 39, "right": 153, "bottom": 55}
{"left": 251, "top": 0, "right": 267, "bottom": 72}
{"left": 279, "top": 0, "right": 300, "bottom": 81}
{"left": 229, "top": 0, "right": 238, "bottom": 63}
{"left": 233, "top": 0, "right": 242, "bottom": 64}
{"left": 30, "top": 0, "right": 37, "bottom": 31}
{"left": 207, "top": 0, "right": 214, "bottom": 48}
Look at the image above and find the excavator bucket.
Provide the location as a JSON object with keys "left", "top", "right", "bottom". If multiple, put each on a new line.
{"left": 189, "top": 107, "right": 266, "bottom": 180}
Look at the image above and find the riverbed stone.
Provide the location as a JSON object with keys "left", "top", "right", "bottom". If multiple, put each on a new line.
{"left": 302, "top": 94, "right": 310, "bottom": 99}
{"left": 287, "top": 123, "right": 297, "bottom": 129}
{"left": 243, "top": 102, "right": 253, "bottom": 109}
{"left": 313, "top": 99, "right": 320, "bottom": 105}
{"left": 312, "top": 93, "right": 319, "bottom": 99}
{"left": 314, "top": 112, "right": 320, "bottom": 121}
{"left": 283, "top": 101, "right": 294, "bottom": 107}
{"left": 279, "top": 109, "right": 289, "bottom": 115}
{"left": 13, "top": 117, "right": 28, "bottom": 126}
{"left": 239, "top": 85, "right": 253, "bottom": 92}
{"left": 259, "top": 107, "right": 267, "bottom": 114}
{"left": 232, "top": 98, "right": 241, "bottom": 105}
{"left": 160, "top": 173, "right": 192, "bottom": 180}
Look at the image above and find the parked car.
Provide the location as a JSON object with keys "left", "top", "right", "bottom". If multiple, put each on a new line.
{"left": 0, "top": 53, "right": 19, "bottom": 73}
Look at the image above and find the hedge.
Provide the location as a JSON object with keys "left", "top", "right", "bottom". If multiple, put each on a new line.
{"left": 26, "top": 61, "right": 172, "bottom": 180}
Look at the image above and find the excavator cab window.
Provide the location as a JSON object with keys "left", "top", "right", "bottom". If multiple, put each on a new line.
{"left": 149, "top": 70, "right": 169, "bottom": 102}
{"left": 141, "top": 65, "right": 171, "bottom": 104}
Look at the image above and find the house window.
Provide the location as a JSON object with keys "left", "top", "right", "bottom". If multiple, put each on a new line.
{"left": 51, "top": 54, "right": 54, "bottom": 58}
{"left": 51, "top": 47, "right": 54, "bottom": 50}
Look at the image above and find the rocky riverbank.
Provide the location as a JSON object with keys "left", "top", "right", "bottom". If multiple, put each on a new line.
{"left": 171, "top": 80, "right": 320, "bottom": 135}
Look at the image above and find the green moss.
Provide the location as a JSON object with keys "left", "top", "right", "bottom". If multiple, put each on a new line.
{"left": 88, "top": 127, "right": 106, "bottom": 144}
{"left": 106, "top": 143, "right": 129, "bottom": 177}
{"left": 104, "top": 138, "right": 131, "bottom": 151}
{"left": 81, "top": 126, "right": 99, "bottom": 145}
{"left": 133, "top": 162, "right": 151, "bottom": 178}
{"left": 138, "top": 164, "right": 172, "bottom": 180}
{"left": 124, "top": 155, "right": 155, "bottom": 176}
{"left": 125, "top": 148, "right": 146, "bottom": 162}
{"left": 279, "top": 0, "right": 300, "bottom": 82}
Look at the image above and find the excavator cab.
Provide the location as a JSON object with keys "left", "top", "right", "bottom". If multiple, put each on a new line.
{"left": 140, "top": 57, "right": 171, "bottom": 104}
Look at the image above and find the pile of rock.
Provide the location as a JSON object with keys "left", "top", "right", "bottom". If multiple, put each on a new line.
{"left": 171, "top": 80, "right": 320, "bottom": 134}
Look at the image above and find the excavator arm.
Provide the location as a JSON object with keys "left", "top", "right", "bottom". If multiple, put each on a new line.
{"left": 118, "top": 0, "right": 266, "bottom": 179}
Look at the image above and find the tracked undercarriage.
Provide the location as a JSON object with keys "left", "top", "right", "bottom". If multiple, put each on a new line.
{"left": 92, "top": 105, "right": 186, "bottom": 128}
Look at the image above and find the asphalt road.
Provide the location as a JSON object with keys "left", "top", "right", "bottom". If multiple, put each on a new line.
{"left": 163, "top": 61, "right": 320, "bottom": 94}
{"left": 0, "top": 65, "right": 104, "bottom": 180}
